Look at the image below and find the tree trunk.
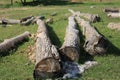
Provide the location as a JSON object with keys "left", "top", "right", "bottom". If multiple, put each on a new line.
{"left": 60, "top": 16, "right": 80, "bottom": 62}
{"left": 69, "top": 9, "right": 108, "bottom": 56}
{"left": 68, "top": 9, "right": 100, "bottom": 23}
{"left": 33, "top": 19, "right": 61, "bottom": 79}
{"left": 11, "top": 0, "right": 13, "bottom": 5}
{"left": 0, "top": 31, "right": 31, "bottom": 53}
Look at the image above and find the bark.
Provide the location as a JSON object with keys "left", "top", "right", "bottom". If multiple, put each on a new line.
{"left": 0, "top": 18, "right": 20, "bottom": 25}
{"left": 34, "top": 19, "right": 61, "bottom": 79}
{"left": 60, "top": 16, "right": 80, "bottom": 62}
{"left": 68, "top": 9, "right": 100, "bottom": 23}
{"left": 103, "top": 8, "right": 119, "bottom": 13}
{"left": 107, "top": 22, "right": 120, "bottom": 30}
{"left": 69, "top": 9, "right": 108, "bottom": 56}
{"left": 0, "top": 31, "right": 31, "bottom": 52}
{"left": 107, "top": 13, "right": 120, "bottom": 18}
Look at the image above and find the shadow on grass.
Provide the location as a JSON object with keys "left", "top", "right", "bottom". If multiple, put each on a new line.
{"left": 21, "top": 0, "right": 83, "bottom": 6}
{"left": 47, "top": 24, "right": 62, "bottom": 48}
{"left": 0, "top": 38, "right": 29, "bottom": 57}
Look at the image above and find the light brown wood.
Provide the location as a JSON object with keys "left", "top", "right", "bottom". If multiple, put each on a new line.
{"left": 60, "top": 16, "right": 80, "bottom": 62}
{"left": 34, "top": 19, "right": 61, "bottom": 79}
{"left": 107, "top": 22, "right": 120, "bottom": 30}
{"left": 69, "top": 9, "right": 108, "bottom": 56}
{"left": 0, "top": 31, "right": 31, "bottom": 53}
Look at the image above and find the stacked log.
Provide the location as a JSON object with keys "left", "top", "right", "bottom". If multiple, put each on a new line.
{"left": 33, "top": 19, "right": 61, "bottom": 79}
{"left": 107, "top": 22, "right": 120, "bottom": 30}
{"left": 69, "top": 9, "right": 108, "bottom": 56}
{"left": 0, "top": 31, "right": 31, "bottom": 53}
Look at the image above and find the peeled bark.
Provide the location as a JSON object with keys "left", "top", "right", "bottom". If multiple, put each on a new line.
{"left": 107, "top": 13, "right": 120, "bottom": 18}
{"left": 34, "top": 19, "right": 61, "bottom": 79}
{"left": 107, "top": 22, "right": 120, "bottom": 30}
{"left": 68, "top": 9, "right": 100, "bottom": 23}
{"left": 0, "top": 31, "right": 31, "bottom": 53}
{"left": 69, "top": 9, "right": 108, "bottom": 56}
{"left": 60, "top": 16, "right": 80, "bottom": 62}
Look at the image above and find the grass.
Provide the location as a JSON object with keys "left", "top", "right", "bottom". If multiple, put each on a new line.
{"left": 0, "top": 0, "right": 120, "bottom": 80}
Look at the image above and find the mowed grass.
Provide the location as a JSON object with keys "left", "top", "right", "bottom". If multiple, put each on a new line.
{"left": 0, "top": 1, "right": 120, "bottom": 80}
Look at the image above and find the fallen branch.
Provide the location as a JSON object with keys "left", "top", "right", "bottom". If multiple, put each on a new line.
{"left": 0, "top": 31, "right": 31, "bottom": 53}
{"left": 33, "top": 19, "right": 61, "bottom": 79}
{"left": 103, "top": 8, "right": 119, "bottom": 13}
{"left": 69, "top": 9, "right": 109, "bottom": 56}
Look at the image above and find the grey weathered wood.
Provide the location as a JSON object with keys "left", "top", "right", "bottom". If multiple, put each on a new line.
{"left": 60, "top": 16, "right": 80, "bottom": 62}
{"left": 34, "top": 19, "right": 61, "bottom": 79}
{"left": 0, "top": 31, "right": 31, "bottom": 52}
{"left": 69, "top": 9, "right": 108, "bottom": 56}
{"left": 107, "top": 12, "right": 120, "bottom": 18}
{"left": 68, "top": 9, "right": 100, "bottom": 23}
{"left": 107, "top": 22, "right": 120, "bottom": 30}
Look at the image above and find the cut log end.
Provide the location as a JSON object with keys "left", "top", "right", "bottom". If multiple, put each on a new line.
{"left": 34, "top": 57, "right": 61, "bottom": 79}
{"left": 60, "top": 46, "right": 79, "bottom": 62}
{"left": 84, "top": 36, "right": 108, "bottom": 56}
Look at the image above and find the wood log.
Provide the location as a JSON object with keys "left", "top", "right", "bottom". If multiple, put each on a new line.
{"left": 107, "top": 22, "right": 120, "bottom": 30}
{"left": 0, "top": 18, "right": 20, "bottom": 27}
{"left": 34, "top": 19, "right": 61, "bottom": 79}
{"left": 60, "top": 16, "right": 80, "bottom": 62}
{"left": 69, "top": 9, "right": 108, "bottom": 56}
{"left": 107, "top": 12, "right": 120, "bottom": 18}
{"left": 0, "top": 31, "right": 31, "bottom": 53}
{"left": 68, "top": 9, "right": 100, "bottom": 23}
{"left": 103, "top": 8, "right": 119, "bottom": 13}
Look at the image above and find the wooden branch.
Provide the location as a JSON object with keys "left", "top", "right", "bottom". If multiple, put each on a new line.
{"left": 0, "top": 31, "right": 31, "bottom": 52}
{"left": 107, "top": 22, "right": 120, "bottom": 30}
{"left": 107, "top": 13, "right": 120, "bottom": 18}
{"left": 34, "top": 19, "right": 61, "bottom": 79}
{"left": 69, "top": 9, "right": 108, "bottom": 56}
{"left": 68, "top": 9, "right": 100, "bottom": 23}
{"left": 60, "top": 16, "right": 80, "bottom": 62}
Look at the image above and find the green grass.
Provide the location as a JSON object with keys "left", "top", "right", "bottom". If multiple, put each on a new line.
{"left": 0, "top": 0, "right": 120, "bottom": 80}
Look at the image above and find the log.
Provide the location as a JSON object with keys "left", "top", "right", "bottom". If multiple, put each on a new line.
{"left": 0, "top": 31, "right": 31, "bottom": 53}
{"left": 33, "top": 19, "right": 61, "bottom": 79}
{"left": 0, "top": 18, "right": 20, "bottom": 27}
{"left": 103, "top": 8, "right": 119, "bottom": 13}
{"left": 69, "top": 9, "right": 108, "bottom": 56}
{"left": 107, "top": 12, "right": 120, "bottom": 18}
{"left": 68, "top": 9, "right": 100, "bottom": 23}
{"left": 107, "top": 22, "right": 120, "bottom": 30}
{"left": 60, "top": 16, "right": 80, "bottom": 62}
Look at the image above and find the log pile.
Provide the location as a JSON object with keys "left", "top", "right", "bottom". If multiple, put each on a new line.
{"left": 0, "top": 31, "right": 31, "bottom": 53}
{"left": 69, "top": 9, "right": 109, "bottom": 56}
{"left": 107, "top": 22, "right": 120, "bottom": 30}
{"left": 33, "top": 19, "right": 61, "bottom": 79}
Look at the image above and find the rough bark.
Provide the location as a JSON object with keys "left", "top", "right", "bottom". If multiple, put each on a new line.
{"left": 68, "top": 9, "right": 100, "bottom": 23}
{"left": 69, "top": 9, "right": 108, "bottom": 56}
{"left": 0, "top": 31, "right": 31, "bottom": 53}
{"left": 107, "top": 22, "right": 120, "bottom": 30}
{"left": 103, "top": 8, "right": 119, "bottom": 13}
{"left": 34, "top": 19, "right": 61, "bottom": 79}
{"left": 107, "top": 12, "right": 120, "bottom": 18}
{"left": 60, "top": 16, "right": 80, "bottom": 62}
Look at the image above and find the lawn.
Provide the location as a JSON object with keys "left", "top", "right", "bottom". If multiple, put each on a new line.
{"left": 0, "top": 0, "right": 120, "bottom": 80}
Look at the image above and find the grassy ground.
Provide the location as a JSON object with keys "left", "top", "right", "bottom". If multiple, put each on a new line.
{"left": 0, "top": 0, "right": 120, "bottom": 80}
